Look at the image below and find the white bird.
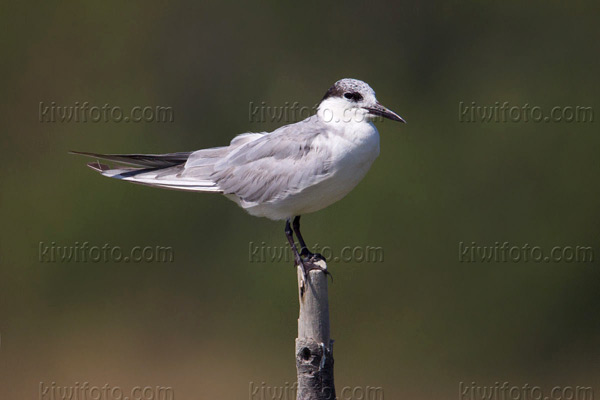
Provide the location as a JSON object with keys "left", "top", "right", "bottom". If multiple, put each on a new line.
{"left": 72, "top": 78, "right": 405, "bottom": 278}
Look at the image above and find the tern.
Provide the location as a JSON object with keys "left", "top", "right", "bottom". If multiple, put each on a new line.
{"left": 72, "top": 78, "right": 405, "bottom": 278}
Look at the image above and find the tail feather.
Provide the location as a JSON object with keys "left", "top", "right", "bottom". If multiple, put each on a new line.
{"left": 69, "top": 150, "right": 192, "bottom": 168}
{"left": 86, "top": 161, "right": 111, "bottom": 172}
{"left": 72, "top": 150, "right": 222, "bottom": 193}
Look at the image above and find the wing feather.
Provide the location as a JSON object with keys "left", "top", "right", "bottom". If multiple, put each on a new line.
{"left": 212, "top": 118, "right": 332, "bottom": 205}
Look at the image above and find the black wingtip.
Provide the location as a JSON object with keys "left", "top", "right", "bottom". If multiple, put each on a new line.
{"left": 69, "top": 150, "right": 96, "bottom": 157}
{"left": 86, "top": 161, "right": 110, "bottom": 172}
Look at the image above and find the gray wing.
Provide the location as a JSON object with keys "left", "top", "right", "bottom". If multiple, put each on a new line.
{"left": 209, "top": 119, "right": 333, "bottom": 205}
{"left": 73, "top": 117, "right": 332, "bottom": 198}
{"left": 72, "top": 133, "right": 265, "bottom": 192}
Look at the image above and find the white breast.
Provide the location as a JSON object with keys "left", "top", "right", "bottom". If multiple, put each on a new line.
{"left": 318, "top": 120, "right": 380, "bottom": 201}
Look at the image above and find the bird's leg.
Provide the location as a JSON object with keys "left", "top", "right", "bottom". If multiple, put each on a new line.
{"left": 292, "top": 216, "right": 326, "bottom": 262}
{"left": 285, "top": 218, "right": 304, "bottom": 270}
{"left": 285, "top": 218, "right": 328, "bottom": 283}
{"left": 292, "top": 216, "right": 310, "bottom": 257}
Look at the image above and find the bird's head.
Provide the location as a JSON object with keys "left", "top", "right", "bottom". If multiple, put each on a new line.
{"left": 317, "top": 78, "right": 405, "bottom": 124}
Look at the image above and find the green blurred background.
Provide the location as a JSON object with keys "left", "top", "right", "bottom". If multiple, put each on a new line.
{"left": 1, "top": 1, "right": 600, "bottom": 399}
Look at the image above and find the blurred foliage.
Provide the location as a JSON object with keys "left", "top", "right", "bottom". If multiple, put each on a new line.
{"left": 1, "top": 1, "right": 600, "bottom": 399}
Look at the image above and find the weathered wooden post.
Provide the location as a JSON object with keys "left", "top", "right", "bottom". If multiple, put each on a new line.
{"left": 295, "top": 262, "right": 336, "bottom": 400}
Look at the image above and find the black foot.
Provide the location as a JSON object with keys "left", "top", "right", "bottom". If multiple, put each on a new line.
{"left": 299, "top": 249, "right": 327, "bottom": 263}
{"left": 310, "top": 252, "right": 326, "bottom": 263}
{"left": 296, "top": 256, "right": 332, "bottom": 284}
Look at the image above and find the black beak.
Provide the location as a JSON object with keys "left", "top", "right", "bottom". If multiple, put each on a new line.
{"left": 364, "top": 102, "right": 406, "bottom": 123}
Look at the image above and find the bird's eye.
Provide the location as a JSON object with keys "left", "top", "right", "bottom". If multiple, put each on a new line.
{"left": 344, "top": 92, "right": 363, "bottom": 101}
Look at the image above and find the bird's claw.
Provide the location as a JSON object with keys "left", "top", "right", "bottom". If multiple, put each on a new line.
{"left": 309, "top": 252, "right": 326, "bottom": 262}
{"left": 299, "top": 249, "right": 327, "bottom": 263}
{"left": 296, "top": 257, "right": 332, "bottom": 286}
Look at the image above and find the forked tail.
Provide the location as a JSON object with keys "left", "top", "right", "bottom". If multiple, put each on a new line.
{"left": 70, "top": 150, "right": 223, "bottom": 193}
